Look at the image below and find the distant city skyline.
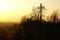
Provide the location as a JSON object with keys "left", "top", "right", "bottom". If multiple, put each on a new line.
{"left": 0, "top": 0, "right": 60, "bottom": 22}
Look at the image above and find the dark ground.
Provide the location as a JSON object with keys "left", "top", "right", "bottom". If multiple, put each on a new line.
{"left": 12, "top": 20, "right": 60, "bottom": 40}
{"left": 0, "top": 20, "right": 60, "bottom": 40}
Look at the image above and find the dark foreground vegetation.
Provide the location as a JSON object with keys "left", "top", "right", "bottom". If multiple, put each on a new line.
{"left": 0, "top": 20, "right": 60, "bottom": 40}
{"left": 12, "top": 19, "right": 60, "bottom": 40}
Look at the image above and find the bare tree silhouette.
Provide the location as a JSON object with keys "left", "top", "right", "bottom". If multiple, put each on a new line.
{"left": 30, "top": 3, "right": 45, "bottom": 21}
{"left": 21, "top": 16, "right": 27, "bottom": 23}
{"left": 50, "top": 10, "right": 59, "bottom": 23}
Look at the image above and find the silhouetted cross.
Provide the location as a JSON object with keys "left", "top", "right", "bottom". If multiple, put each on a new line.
{"left": 38, "top": 3, "right": 45, "bottom": 21}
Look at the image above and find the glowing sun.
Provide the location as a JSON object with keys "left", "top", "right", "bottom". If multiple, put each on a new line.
{"left": 0, "top": 0, "right": 9, "bottom": 12}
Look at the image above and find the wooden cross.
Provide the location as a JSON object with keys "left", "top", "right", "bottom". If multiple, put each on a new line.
{"left": 38, "top": 3, "right": 45, "bottom": 21}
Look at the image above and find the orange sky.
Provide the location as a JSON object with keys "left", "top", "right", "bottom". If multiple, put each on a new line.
{"left": 0, "top": 0, "right": 60, "bottom": 22}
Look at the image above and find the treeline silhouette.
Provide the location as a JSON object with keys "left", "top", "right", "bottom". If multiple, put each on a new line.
{"left": 12, "top": 17, "right": 60, "bottom": 40}
{"left": 12, "top": 4, "right": 60, "bottom": 40}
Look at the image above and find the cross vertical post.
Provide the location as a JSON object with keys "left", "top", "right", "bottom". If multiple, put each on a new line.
{"left": 38, "top": 3, "right": 45, "bottom": 21}
{"left": 40, "top": 3, "right": 42, "bottom": 21}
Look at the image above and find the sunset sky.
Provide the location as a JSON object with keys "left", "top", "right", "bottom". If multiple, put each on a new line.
{"left": 0, "top": 0, "right": 60, "bottom": 22}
